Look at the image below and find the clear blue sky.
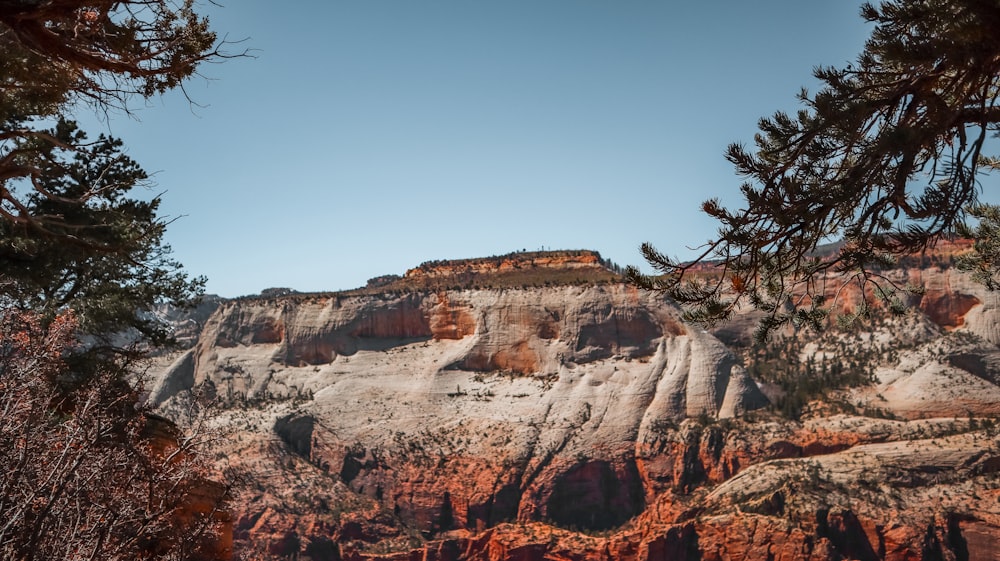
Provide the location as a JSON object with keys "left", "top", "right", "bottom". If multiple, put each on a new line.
{"left": 77, "top": 1, "right": 872, "bottom": 297}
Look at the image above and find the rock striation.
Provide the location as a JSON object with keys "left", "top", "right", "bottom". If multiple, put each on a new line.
{"left": 150, "top": 248, "right": 1000, "bottom": 560}
{"left": 153, "top": 281, "right": 769, "bottom": 553}
{"left": 404, "top": 250, "right": 605, "bottom": 279}
{"left": 163, "top": 284, "right": 766, "bottom": 421}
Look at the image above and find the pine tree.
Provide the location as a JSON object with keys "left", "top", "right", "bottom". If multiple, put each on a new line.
{"left": 0, "top": 0, "right": 242, "bottom": 246}
{"left": 0, "top": 3, "right": 237, "bottom": 558}
{"left": 629, "top": 0, "right": 1000, "bottom": 337}
{"left": 1, "top": 119, "right": 204, "bottom": 353}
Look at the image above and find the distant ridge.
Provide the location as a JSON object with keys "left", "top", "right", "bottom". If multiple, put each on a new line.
{"left": 407, "top": 249, "right": 605, "bottom": 278}
{"left": 683, "top": 237, "right": 974, "bottom": 274}
{"left": 245, "top": 250, "right": 624, "bottom": 300}
{"left": 379, "top": 249, "right": 621, "bottom": 292}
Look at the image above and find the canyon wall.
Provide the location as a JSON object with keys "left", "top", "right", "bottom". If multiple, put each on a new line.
{"left": 150, "top": 254, "right": 1000, "bottom": 560}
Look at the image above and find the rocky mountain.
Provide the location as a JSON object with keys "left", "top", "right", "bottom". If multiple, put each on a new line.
{"left": 150, "top": 248, "right": 1000, "bottom": 560}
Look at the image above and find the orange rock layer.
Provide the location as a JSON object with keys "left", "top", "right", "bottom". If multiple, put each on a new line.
{"left": 405, "top": 250, "right": 604, "bottom": 279}
{"left": 232, "top": 416, "right": 1000, "bottom": 560}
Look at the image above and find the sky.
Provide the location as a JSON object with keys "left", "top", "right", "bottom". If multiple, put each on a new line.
{"left": 76, "top": 1, "right": 873, "bottom": 297}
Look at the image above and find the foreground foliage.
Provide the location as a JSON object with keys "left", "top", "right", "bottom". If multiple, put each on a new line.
{"left": 0, "top": 1, "right": 237, "bottom": 558}
{"left": 0, "top": 0, "right": 227, "bottom": 345}
{"left": 0, "top": 119, "right": 204, "bottom": 350}
{"left": 630, "top": 0, "right": 1000, "bottom": 336}
{"left": 0, "top": 312, "right": 229, "bottom": 561}
{"left": 0, "top": 0, "right": 232, "bottom": 236}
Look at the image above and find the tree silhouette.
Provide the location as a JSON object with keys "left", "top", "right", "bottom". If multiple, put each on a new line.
{"left": 630, "top": 0, "right": 1000, "bottom": 337}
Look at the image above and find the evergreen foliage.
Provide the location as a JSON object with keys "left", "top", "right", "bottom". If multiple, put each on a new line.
{"left": 0, "top": 0, "right": 240, "bottom": 258}
{"left": 0, "top": 119, "right": 204, "bottom": 351}
{"left": 957, "top": 202, "right": 1000, "bottom": 289}
{"left": 0, "top": 3, "right": 236, "bottom": 559}
{"left": 629, "top": 0, "right": 1000, "bottom": 336}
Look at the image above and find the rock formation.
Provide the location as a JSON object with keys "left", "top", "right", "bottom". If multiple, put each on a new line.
{"left": 405, "top": 249, "right": 606, "bottom": 279}
{"left": 150, "top": 249, "right": 1000, "bottom": 560}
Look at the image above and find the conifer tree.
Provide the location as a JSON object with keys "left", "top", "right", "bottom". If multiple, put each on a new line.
{"left": 0, "top": 119, "right": 204, "bottom": 351}
{"left": 0, "top": 0, "right": 241, "bottom": 343}
{"left": 629, "top": 0, "right": 1000, "bottom": 337}
{"left": 0, "top": 0, "right": 237, "bottom": 246}
{"left": 0, "top": 3, "right": 237, "bottom": 558}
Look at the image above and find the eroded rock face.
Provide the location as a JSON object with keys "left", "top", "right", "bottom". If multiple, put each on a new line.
{"left": 544, "top": 458, "right": 644, "bottom": 531}
{"left": 183, "top": 285, "right": 765, "bottom": 418}
{"left": 405, "top": 250, "right": 604, "bottom": 279}
{"left": 151, "top": 260, "right": 1000, "bottom": 560}
{"left": 706, "top": 240, "right": 998, "bottom": 346}
{"left": 154, "top": 284, "right": 771, "bottom": 553}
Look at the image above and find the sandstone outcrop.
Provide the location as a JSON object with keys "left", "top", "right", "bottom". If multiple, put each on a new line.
{"left": 405, "top": 250, "right": 605, "bottom": 279}
{"left": 178, "top": 284, "right": 765, "bottom": 420}
{"left": 150, "top": 249, "right": 1000, "bottom": 559}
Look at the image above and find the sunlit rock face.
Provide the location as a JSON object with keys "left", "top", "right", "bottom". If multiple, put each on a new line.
{"left": 150, "top": 247, "right": 1000, "bottom": 560}
{"left": 173, "top": 284, "right": 766, "bottom": 422}
{"left": 152, "top": 283, "right": 768, "bottom": 550}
